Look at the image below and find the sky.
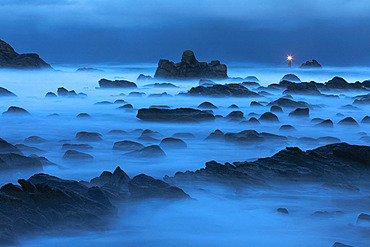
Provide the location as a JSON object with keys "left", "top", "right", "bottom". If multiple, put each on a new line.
{"left": 1, "top": 0, "right": 370, "bottom": 66}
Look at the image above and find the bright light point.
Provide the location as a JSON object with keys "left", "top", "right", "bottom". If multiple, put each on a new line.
{"left": 287, "top": 56, "right": 293, "bottom": 61}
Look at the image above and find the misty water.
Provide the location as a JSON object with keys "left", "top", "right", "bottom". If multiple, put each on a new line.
{"left": 0, "top": 64, "right": 369, "bottom": 246}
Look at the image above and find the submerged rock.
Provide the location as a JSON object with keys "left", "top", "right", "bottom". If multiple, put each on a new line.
{"left": 154, "top": 50, "right": 227, "bottom": 79}
{"left": 76, "top": 132, "right": 103, "bottom": 142}
{"left": 283, "top": 82, "right": 321, "bottom": 95}
{"left": 137, "top": 108, "right": 215, "bottom": 122}
{"left": 205, "top": 129, "right": 225, "bottom": 141}
{"left": 113, "top": 140, "right": 144, "bottom": 152}
{"left": 270, "top": 105, "right": 283, "bottom": 113}
{"left": 0, "top": 87, "right": 16, "bottom": 97}
{"left": 63, "top": 150, "right": 93, "bottom": 160}
{"left": 98, "top": 79, "right": 137, "bottom": 88}
{"left": 289, "top": 108, "right": 309, "bottom": 117}
{"left": 160, "top": 138, "right": 187, "bottom": 149}
{"left": 184, "top": 84, "right": 259, "bottom": 97}
{"left": 62, "top": 143, "right": 93, "bottom": 151}
{"left": 126, "top": 145, "right": 166, "bottom": 158}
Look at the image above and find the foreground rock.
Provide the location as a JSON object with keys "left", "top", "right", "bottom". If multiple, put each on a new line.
{"left": 137, "top": 108, "right": 215, "bottom": 122}
{"left": 0, "top": 39, "right": 52, "bottom": 69}
{"left": 183, "top": 84, "right": 259, "bottom": 97}
{"left": 166, "top": 143, "right": 370, "bottom": 187}
{"left": 154, "top": 50, "right": 227, "bottom": 79}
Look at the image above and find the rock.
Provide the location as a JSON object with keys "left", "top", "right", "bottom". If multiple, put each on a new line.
{"left": 338, "top": 117, "right": 359, "bottom": 126}
{"left": 129, "top": 92, "right": 145, "bottom": 97}
{"left": 270, "top": 105, "right": 283, "bottom": 113}
{"left": 332, "top": 242, "right": 353, "bottom": 247}
{"left": 128, "top": 174, "right": 190, "bottom": 199}
{"left": 114, "top": 99, "right": 126, "bottom": 104}
{"left": 148, "top": 92, "right": 172, "bottom": 98}
{"left": 24, "top": 136, "right": 47, "bottom": 143}
{"left": 152, "top": 83, "right": 177, "bottom": 88}
{"left": 0, "top": 39, "right": 52, "bottom": 69}
{"left": 317, "top": 136, "right": 341, "bottom": 144}
{"left": 353, "top": 93, "right": 370, "bottom": 104}
{"left": 98, "top": 79, "right": 137, "bottom": 88}
{"left": 150, "top": 105, "right": 171, "bottom": 109}
{"left": 107, "top": 130, "right": 129, "bottom": 136}
{"left": 137, "top": 108, "right": 215, "bottom": 122}
{"left": 95, "top": 101, "right": 113, "bottom": 105}
{"left": 357, "top": 213, "right": 370, "bottom": 224}
{"left": 0, "top": 138, "right": 22, "bottom": 154}
{"left": 250, "top": 101, "right": 264, "bottom": 107}
{"left": 2, "top": 106, "right": 30, "bottom": 115}
{"left": 63, "top": 150, "right": 93, "bottom": 160}
{"left": 283, "top": 82, "right": 321, "bottom": 95}
{"left": 184, "top": 84, "right": 259, "bottom": 97}
{"left": 154, "top": 50, "right": 227, "bottom": 79}
{"left": 0, "top": 153, "right": 42, "bottom": 171}
{"left": 225, "top": 130, "right": 286, "bottom": 145}
{"left": 113, "top": 140, "right": 144, "bottom": 152}
{"left": 339, "top": 104, "right": 360, "bottom": 110}
{"left": 45, "top": 92, "right": 57, "bottom": 98}
{"left": 315, "top": 119, "right": 334, "bottom": 128}
{"left": 198, "top": 101, "right": 218, "bottom": 109}
{"left": 279, "top": 125, "right": 296, "bottom": 131}
{"left": 199, "top": 79, "right": 217, "bottom": 86}
{"left": 277, "top": 208, "right": 289, "bottom": 214}
{"left": 225, "top": 111, "right": 245, "bottom": 121}
{"left": 281, "top": 74, "right": 301, "bottom": 82}
{"left": 259, "top": 112, "right": 279, "bottom": 122}
{"left": 117, "top": 104, "right": 133, "bottom": 109}
{"left": 268, "top": 98, "right": 309, "bottom": 108}
{"left": 299, "top": 59, "right": 322, "bottom": 68}
{"left": 228, "top": 104, "right": 239, "bottom": 109}
{"left": 76, "top": 113, "right": 91, "bottom": 119}
{"left": 205, "top": 129, "right": 225, "bottom": 141}
{"left": 137, "top": 74, "right": 153, "bottom": 81}
{"left": 15, "top": 144, "right": 44, "bottom": 154}
{"left": 160, "top": 138, "right": 187, "bottom": 149}
{"left": 243, "top": 76, "right": 260, "bottom": 85}
{"left": 57, "top": 87, "right": 81, "bottom": 97}
{"left": 361, "top": 116, "right": 370, "bottom": 123}
{"left": 325, "top": 77, "right": 363, "bottom": 90}
{"left": 76, "top": 67, "right": 103, "bottom": 72}
{"left": 76, "top": 132, "right": 103, "bottom": 142}
{"left": 90, "top": 166, "right": 130, "bottom": 188}
{"left": 289, "top": 108, "right": 309, "bottom": 117}
{"left": 61, "top": 143, "right": 93, "bottom": 151}
{"left": 0, "top": 87, "right": 16, "bottom": 97}
{"left": 244, "top": 117, "right": 260, "bottom": 125}
{"left": 126, "top": 145, "right": 166, "bottom": 158}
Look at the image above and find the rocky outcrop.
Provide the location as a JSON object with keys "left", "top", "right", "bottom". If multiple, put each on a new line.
{"left": 2, "top": 106, "right": 30, "bottom": 116}
{"left": 98, "top": 79, "right": 137, "bottom": 88}
{"left": 137, "top": 108, "right": 215, "bottom": 122}
{"left": 0, "top": 87, "right": 16, "bottom": 97}
{"left": 281, "top": 74, "right": 301, "bottom": 82}
{"left": 165, "top": 143, "right": 370, "bottom": 187}
{"left": 0, "top": 40, "right": 52, "bottom": 69}
{"left": 183, "top": 84, "right": 259, "bottom": 97}
{"left": 154, "top": 50, "right": 228, "bottom": 79}
{"left": 299, "top": 59, "right": 322, "bottom": 68}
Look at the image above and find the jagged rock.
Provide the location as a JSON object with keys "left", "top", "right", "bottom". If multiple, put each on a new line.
{"left": 338, "top": 117, "right": 359, "bottom": 126}
{"left": 113, "top": 140, "right": 144, "bottom": 152}
{"left": 0, "top": 39, "right": 52, "bottom": 69}
{"left": 2, "top": 106, "right": 30, "bottom": 116}
{"left": 325, "top": 77, "right": 363, "bottom": 90}
{"left": 137, "top": 108, "right": 215, "bottom": 122}
{"left": 154, "top": 50, "right": 227, "bottom": 79}
{"left": 259, "top": 112, "right": 279, "bottom": 122}
{"left": 277, "top": 208, "right": 289, "bottom": 214}
{"left": 63, "top": 150, "right": 93, "bottom": 160}
{"left": 62, "top": 143, "right": 93, "bottom": 151}
{"left": 98, "top": 79, "right": 137, "bottom": 88}
{"left": 126, "top": 145, "right": 166, "bottom": 158}
{"left": 279, "top": 125, "right": 296, "bottom": 131}
{"left": 76, "top": 132, "right": 103, "bottom": 142}
{"left": 90, "top": 166, "right": 130, "bottom": 188}
{"left": 160, "top": 138, "right": 187, "bottom": 149}
{"left": 57, "top": 87, "right": 80, "bottom": 97}
{"left": 137, "top": 74, "right": 153, "bottom": 81}
{"left": 270, "top": 105, "right": 283, "bottom": 113}
{"left": 184, "top": 84, "right": 259, "bottom": 97}
{"left": 361, "top": 116, "right": 370, "bottom": 123}
{"left": 268, "top": 98, "right": 309, "bottom": 108}
{"left": 128, "top": 174, "right": 190, "bottom": 199}
{"left": 76, "top": 113, "right": 91, "bottom": 119}
{"left": 0, "top": 87, "right": 16, "bottom": 97}
{"left": 205, "top": 129, "right": 225, "bottom": 141}
{"left": 0, "top": 138, "right": 22, "bottom": 154}
{"left": 299, "top": 59, "right": 322, "bottom": 68}
{"left": 289, "top": 108, "right": 309, "bottom": 117}
{"left": 198, "top": 101, "right": 218, "bottom": 109}
{"left": 281, "top": 74, "right": 301, "bottom": 82}
{"left": 45, "top": 92, "right": 57, "bottom": 98}
{"left": 315, "top": 119, "right": 334, "bottom": 128}
{"left": 24, "top": 136, "right": 47, "bottom": 143}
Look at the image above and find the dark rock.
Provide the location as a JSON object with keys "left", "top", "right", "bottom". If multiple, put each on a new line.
{"left": 270, "top": 105, "right": 283, "bottom": 113}
{"left": 244, "top": 117, "right": 260, "bottom": 125}
{"left": 76, "top": 67, "right": 103, "bottom": 72}
{"left": 63, "top": 150, "right": 93, "bottom": 160}
{"left": 160, "top": 138, "right": 187, "bottom": 149}
{"left": 113, "top": 140, "right": 144, "bottom": 152}
{"left": 76, "top": 132, "right": 103, "bottom": 142}
{"left": 277, "top": 208, "right": 289, "bottom": 214}
{"left": 0, "top": 39, "right": 52, "bottom": 69}
{"left": 126, "top": 145, "right": 166, "bottom": 158}
{"left": 150, "top": 105, "right": 171, "bottom": 109}
{"left": 0, "top": 87, "right": 16, "bottom": 97}
{"left": 228, "top": 104, "right": 239, "bottom": 109}
{"left": 129, "top": 174, "right": 190, "bottom": 199}
{"left": 3, "top": 106, "right": 30, "bottom": 115}
{"left": 353, "top": 93, "right": 370, "bottom": 104}
{"left": 137, "top": 108, "right": 215, "bottom": 122}
{"left": 325, "top": 77, "right": 363, "bottom": 90}
{"left": 129, "top": 92, "right": 146, "bottom": 97}
{"left": 77, "top": 113, "right": 91, "bottom": 119}
{"left": 279, "top": 125, "right": 296, "bottom": 131}
{"left": 205, "top": 129, "right": 225, "bottom": 141}
{"left": 0, "top": 153, "right": 42, "bottom": 171}
{"left": 224, "top": 130, "right": 286, "bottom": 145}
{"left": 57, "top": 87, "right": 79, "bottom": 97}
{"left": 45, "top": 92, "right": 57, "bottom": 98}
{"left": 62, "top": 143, "right": 93, "bottom": 151}
{"left": 98, "top": 79, "right": 137, "bottom": 88}
{"left": 24, "top": 136, "right": 47, "bottom": 144}
{"left": 184, "top": 84, "right": 259, "bottom": 97}
{"left": 148, "top": 92, "right": 171, "bottom": 98}
{"left": 15, "top": 144, "right": 44, "bottom": 154}
{"left": 357, "top": 213, "right": 370, "bottom": 224}
{"left": 281, "top": 74, "right": 301, "bottom": 82}
{"left": 137, "top": 74, "right": 153, "bottom": 81}
{"left": 339, "top": 104, "right": 360, "bottom": 110}
{"left": 0, "top": 138, "right": 23, "bottom": 154}
{"left": 117, "top": 104, "right": 133, "bottom": 109}
{"left": 198, "top": 101, "right": 218, "bottom": 109}
{"left": 90, "top": 166, "right": 130, "bottom": 188}
{"left": 317, "top": 136, "right": 341, "bottom": 144}
{"left": 289, "top": 108, "right": 309, "bottom": 117}
{"left": 338, "top": 117, "right": 359, "bottom": 126}
{"left": 250, "top": 101, "right": 264, "bottom": 107}
{"left": 332, "top": 242, "right": 353, "bottom": 247}
{"left": 259, "top": 112, "right": 279, "bottom": 122}
{"left": 225, "top": 111, "right": 245, "bottom": 121}
{"left": 299, "top": 59, "right": 322, "bottom": 68}
{"left": 154, "top": 50, "right": 227, "bottom": 79}
{"left": 315, "top": 119, "right": 334, "bottom": 128}
{"left": 268, "top": 98, "right": 309, "bottom": 108}
{"left": 114, "top": 99, "right": 126, "bottom": 104}
{"left": 283, "top": 82, "right": 321, "bottom": 95}
{"left": 199, "top": 79, "right": 217, "bottom": 86}
{"left": 107, "top": 130, "right": 128, "bottom": 136}
{"left": 361, "top": 116, "right": 370, "bottom": 123}
{"left": 95, "top": 101, "right": 113, "bottom": 105}
{"left": 152, "top": 83, "right": 177, "bottom": 88}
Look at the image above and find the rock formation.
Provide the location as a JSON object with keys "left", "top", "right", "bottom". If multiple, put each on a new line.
{"left": 299, "top": 59, "right": 322, "bottom": 68}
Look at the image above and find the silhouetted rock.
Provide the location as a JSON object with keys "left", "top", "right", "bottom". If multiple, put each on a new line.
{"left": 0, "top": 87, "right": 16, "bottom": 97}
{"left": 361, "top": 116, "right": 370, "bottom": 123}
{"left": 259, "top": 112, "right": 279, "bottom": 122}
{"left": 199, "top": 79, "right": 217, "bottom": 86}
{"left": 270, "top": 105, "right": 283, "bottom": 113}
{"left": 277, "top": 208, "right": 289, "bottom": 214}
{"left": 184, "top": 84, "right": 259, "bottom": 97}
{"left": 332, "top": 242, "right": 353, "bottom": 247}
{"left": 315, "top": 119, "right": 334, "bottom": 128}
{"left": 76, "top": 132, "right": 103, "bottom": 142}
{"left": 90, "top": 166, "right": 130, "bottom": 188}
{"left": 299, "top": 59, "right": 322, "bottom": 68}
{"left": 0, "top": 138, "right": 22, "bottom": 155}
{"left": 353, "top": 93, "right": 370, "bottom": 104}
{"left": 129, "top": 174, "right": 190, "bottom": 199}
{"left": 250, "top": 101, "right": 264, "bottom": 107}
{"left": 151, "top": 83, "right": 177, "bottom": 88}
{"left": 357, "top": 213, "right": 370, "bottom": 224}
{"left": 45, "top": 92, "right": 57, "bottom": 98}
{"left": 113, "top": 140, "right": 144, "bottom": 152}
{"left": 0, "top": 153, "right": 42, "bottom": 171}
{"left": 339, "top": 104, "right": 360, "bottom": 110}
{"left": 279, "top": 125, "right": 296, "bottom": 131}
{"left": 289, "top": 108, "right": 309, "bottom": 117}
{"left": 137, "top": 74, "right": 153, "bottom": 81}
{"left": 98, "top": 79, "right": 137, "bottom": 88}
{"left": 283, "top": 82, "right": 321, "bottom": 95}
{"left": 281, "top": 74, "right": 301, "bottom": 82}
{"left": 63, "top": 150, "right": 93, "bottom": 160}
{"left": 325, "top": 77, "right": 363, "bottom": 90}
{"left": 225, "top": 111, "right": 245, "bottom": 121}
{"left": 268, "top": 98, "right": 309, "bottom": 108}
{"left": 205, "top": 129, "right": 225, "bottom": 141}
{"left": 198, "top": 101, "right": 218, "bottom": 109}
{"left": 154, "top": 50, "right": 227, "bottom": 79}
{"left": 137, "top": 108, "right": 215, "bottom": 122}
{"left": 3, "top": 106, "right": 30, "bottom": 116}
{"left": 76, "top": 67, "right": 103, "bottom": 72}
{"left": 160, "top": 138, "right": 187, "bottom": 149}
{"left": 0, "top": 39, "right": 52, "bottom": 69}
{"left": 126, "top": 145, "right": 166, "bottom": 158}
{"left": 24, "top": 136, "right": 47, "bottom": 143}
{"left": 224, "top": 130, "right": 286, "bottom": 145}
{"left": 228, "top": 104, "right": 239, "bottom": 109}
{"left": 117, "top": 104, "right": 133, "bottom": 109}
{"left": 76, "top": 113, "right": 91, "bottom": 119}
{"left": 243, "top": 117, "right": 260, "bottom": 125}
{"left": 338, "top": 117, "right": 359, "bottom": 126}
{"left": 95, "top": 101, "right": 113, "bottom": 105}
{"left": 62, "top": 143, "right": 93, "bottom": 151}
